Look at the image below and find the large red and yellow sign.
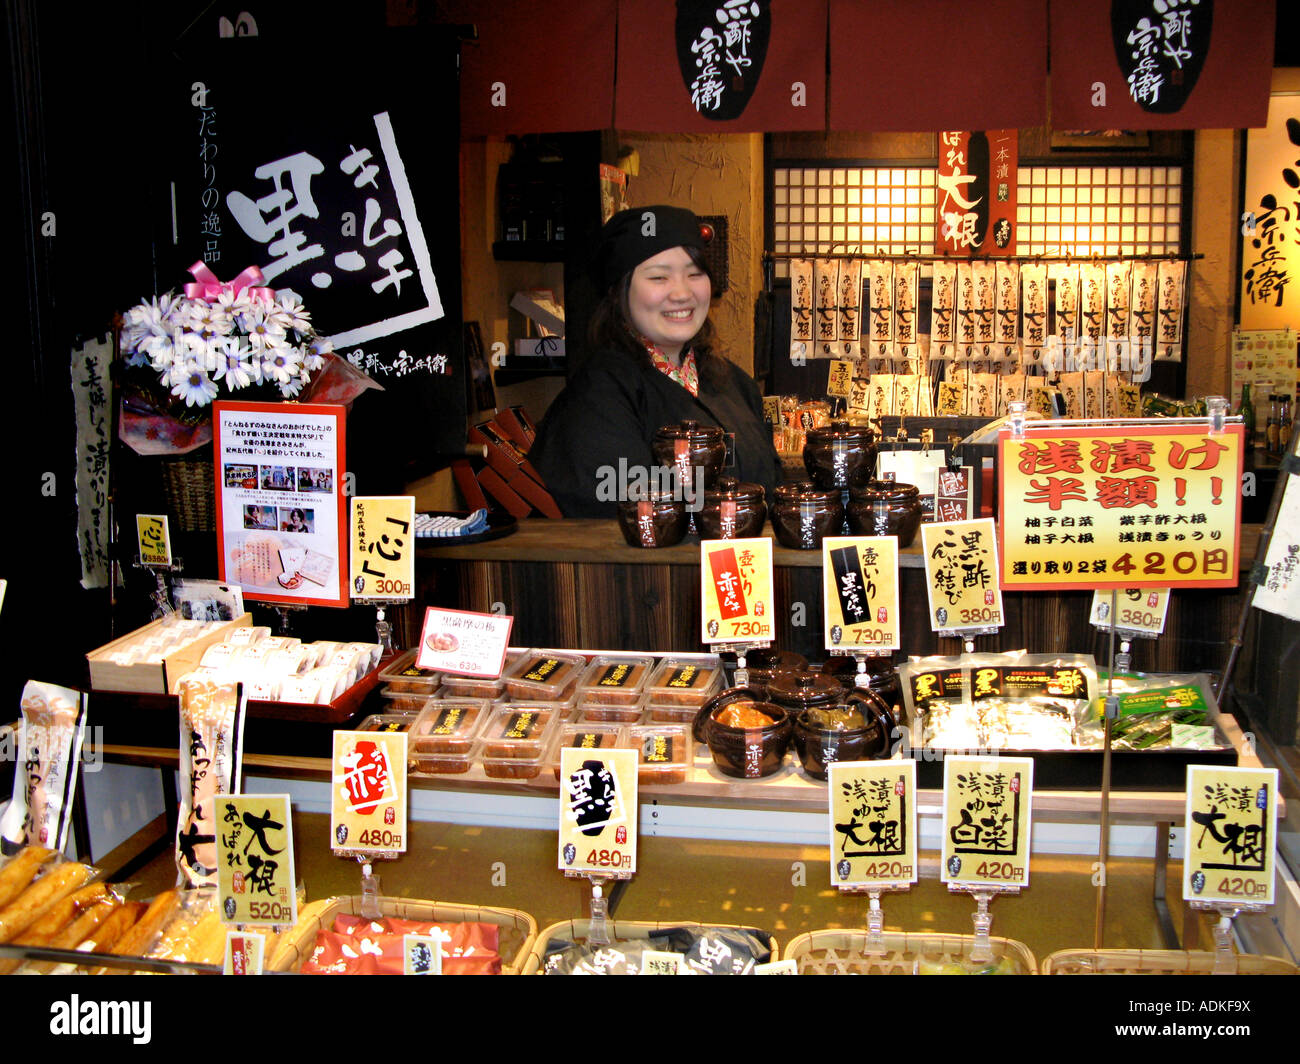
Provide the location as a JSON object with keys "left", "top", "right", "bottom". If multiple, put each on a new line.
{"left": 998, "top": 425, "right": 1243, "bottom": 591}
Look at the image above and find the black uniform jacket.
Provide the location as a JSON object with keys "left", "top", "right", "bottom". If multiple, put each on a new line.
{"left": 530, "top": 345, "right": 780, "bottom": 518}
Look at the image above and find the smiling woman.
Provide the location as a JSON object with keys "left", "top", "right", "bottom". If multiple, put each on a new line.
{"left": 531, "top": 205, "right": 779, "bottom": 518}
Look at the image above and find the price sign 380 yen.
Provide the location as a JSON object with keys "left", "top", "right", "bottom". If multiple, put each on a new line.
{"left": 558, "top": 747, "right": 638, "bottom": 879}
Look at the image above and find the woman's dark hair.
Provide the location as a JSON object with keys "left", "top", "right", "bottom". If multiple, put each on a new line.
{"left": 587, "top": 246, "right": 729, "bottom": 386}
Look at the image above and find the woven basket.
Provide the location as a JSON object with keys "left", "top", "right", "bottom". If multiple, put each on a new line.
{"left": 1042, "top": 948, "right": 1298, "bottom": 975}
{"left": 269, "top": 895, "right": 538, "bottom": 975}
{"left": 524, "top": 918, "right": 780, "bottom": 975}
{"left": 162, "top": 457, "right": 216, "bottom": 533}
{"left": 782, "top": 929, "right": 1037, "bottom": 975}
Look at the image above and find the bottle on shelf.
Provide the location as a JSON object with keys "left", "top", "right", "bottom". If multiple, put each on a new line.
{"left": 1266, "top": 393, "right": 1280, "bottom": 456}
{"left": 1281, "top": 392, "right": 1293, "bottom": 454}
{"left": 1239, "top": 383, "right": 1256, "bottom": 450}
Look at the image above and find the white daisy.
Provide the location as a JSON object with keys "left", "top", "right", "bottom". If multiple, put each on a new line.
{"left": 279, "top": 374, "right": 306, "bottom": 398}
{"left": 144, "top": 329, "right": 179, "bottom": 373}
{"left": 187, "top": 300, "right": 233, "bottom": 339}
{"left": 176, "top": 331, "right": 218, "bottom": 373}
{"left": 215, "top": 337, "right": 256, "bottom": 391}
{"left": 245, "top": 306, "right": 287, "bottom": 350}
{"left": 169, "top": 361, "right": 219, "bottom": 407}
{"left": 214, "top": 287, "right": 252, "bottom": 322}
{"left": 269, "top": 293, "right": 311, "bottom": 333}
{"left": 261, "top": 340, "right": 303, "bottom": 384}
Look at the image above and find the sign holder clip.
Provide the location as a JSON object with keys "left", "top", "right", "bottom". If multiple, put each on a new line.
{"left": 134, "top": 555, "right": 185, "bottom": 620}
{"left": 359, "top": 860, "right": 382, "bottom": 919}
{"left": 950, "top": 884, "right": 1019, "bottom": 964}
{"left": 587, "top": 878, "right": 612, "bottom": 946}
{"left": 1187, "top": 902, "right": 1268, "bottom": 974}
{"left": 367, "top": 599, "right": 408, "bottom": 652}
{"left": 840, "top": 884, "right": 910, "bottom": 954}
{"left": 273, "top": 603, "right": 309, "bottom": 636}
{"left": 724, "top": 642, "right": 772, "bottom": 688}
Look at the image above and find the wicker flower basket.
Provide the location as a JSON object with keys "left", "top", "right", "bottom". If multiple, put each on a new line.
{"left": 782, "top": 928, "right": 1037, "bottom": 975}
{"left": 1041, "top": 948, "right": 1298, "bottom": 975}
{"left": 161, "top": 456, "right": 217, "bottom": 533}
{"left": 269, "top": 894, "right": 538, "bottom": 975}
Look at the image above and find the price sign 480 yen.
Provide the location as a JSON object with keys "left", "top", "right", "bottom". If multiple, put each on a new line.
{"left": 585, "top": 849, "right": 633, "bottom": 870}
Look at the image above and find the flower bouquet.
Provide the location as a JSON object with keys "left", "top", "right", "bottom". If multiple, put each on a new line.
{"left": 118, "top": 263, "right": 379, "bottom": 455}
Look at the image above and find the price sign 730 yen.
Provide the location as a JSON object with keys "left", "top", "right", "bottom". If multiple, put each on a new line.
{"left": 558, "top": 747, "right": 638, "bottom": 879}
{"left": 700, "top": 538, "right": 774, "bottom": 645}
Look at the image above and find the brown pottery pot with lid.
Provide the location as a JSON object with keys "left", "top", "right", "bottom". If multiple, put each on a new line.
{"left": 697, "top": 476, "right": 767, "bottom": 539}
{"left": 820, "top": 654, "right": 907, "bottom": 728}
{"left": 792, "top": 687, "right": 896, "bottom": 779}
{"left": 803, "top": 420, "right": 879, "bottom": 490}
{"left": 846, "top": 477, "right": 923, "bottom": 547}
{"left": 693, "top": 687, "right": 792, "bottom": 779}
{"left": 771, "top": 481, "right": 844, "bottom": 550}
{"left": 651, "top": 420, "right": 728, "bottom": 490}
{"left": 616, "top": 490, "right": 688, "bottom": 548}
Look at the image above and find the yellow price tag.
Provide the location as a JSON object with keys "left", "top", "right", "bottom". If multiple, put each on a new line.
{"left": 700, "top": 537, "right": 774, "bottom": 645}
{"left": 828, "top": 761, "right": 918, "bottom": 888}
{"left": 823, "top": 536, "right": 900, "bottom": 652}
{"left": 1090, "top": 587, "right": 1170, "bottom": 635}
{"left": 1184, "top": 766, "right": 1277, "bottom": 907}
{"left": 222, "top": 931, "right": 266, "bottom": 974}
{"left": 826, "top": 359, "right": 854, "bottom": 398}
{"left": 350, "top": 496, "right": 415, "bottom": 600}
{"left": 941, "top": 756, "right": 1033, "bottom": 889}
{"left": 136, "top": 514, "right": 172, "bottom": 567}
{"left": 215, "top": 794, "right": 297, "bottom": 926}
{"left": 558, "top": 747, "right": 638, "bottom": 877}
{"left": 999, "top": 425, "right": 1243, "bottom": 590}
{"left": 921, "top": 518, "right": 1004, "bottom": 633}
{"left": 330, "top": 731, "right": 408, "bottom": 857}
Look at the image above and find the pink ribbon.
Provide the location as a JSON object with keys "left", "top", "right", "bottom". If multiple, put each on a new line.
{"left": 184, "top": 261, "right": 275, "bottom": 304}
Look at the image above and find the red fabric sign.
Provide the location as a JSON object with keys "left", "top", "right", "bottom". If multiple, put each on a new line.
{"left": 1050, "top": 0, "right": 1274, "bottom": 131}
{"left": 934, "top": 130, "right": 1018, "bottom": 255}
{"left": 615, "top": 0, "right": 827, "bottom": 133}
{"left": 708, "top": 547, "right": 750, "bottom": 619}
{"left": 828, "top": 0, "right": 1047, "bottom": 132}
{"left": 458, "top": 0, "right": 616, "bottom": 136}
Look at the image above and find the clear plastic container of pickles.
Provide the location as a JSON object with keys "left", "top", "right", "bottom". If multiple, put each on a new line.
{"left": 548, "top": 722, "right": 627, "bottom": 780}
{"left": 376, "top": 686, "right": 438, "bottom": 717}
{"left": 573, "top": 654, "right": 655, "bottom": 707}
{"left": 502, "top": 650, "right": 588, "bottom": 702}
{"left": 356, "top": 713, "right": 420, "bottom": 734}
{"left": 409, "top": 697, "right": 491, "bottom": 756}
{"left": 478, "top": 704, "right": 562, "bottom": 779}
{"left": 378, "top": 648, "right": 441, "bottom": 695}
{"left": 572, "top": 697, "right": 646, "bottom": 725}
{"left": 644, "top": 655, "right": 723, "bottom": 707}
{"left": 437, "top": 650, "right": 523, "bottom": 700}
{"left": 627, "top": 724, "right": 694, "bottom": 784}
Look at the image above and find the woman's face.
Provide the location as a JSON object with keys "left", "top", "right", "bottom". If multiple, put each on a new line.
{"left": 626, "top": 247, "right": 711, "bottom": 363}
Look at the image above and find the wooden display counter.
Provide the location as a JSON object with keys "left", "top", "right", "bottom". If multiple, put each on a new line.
{"left": 416, "top": 519, "right": 1262, "bottom": 672}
